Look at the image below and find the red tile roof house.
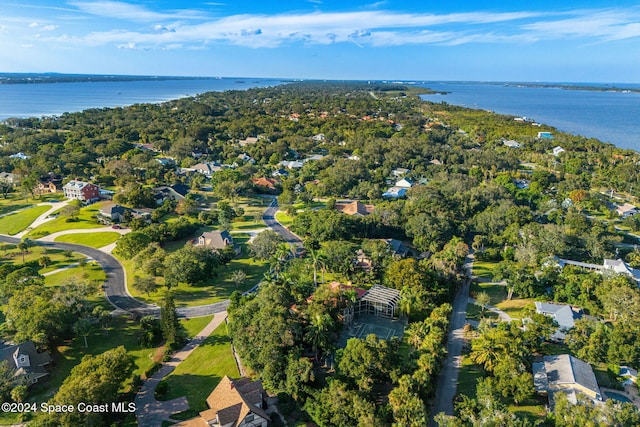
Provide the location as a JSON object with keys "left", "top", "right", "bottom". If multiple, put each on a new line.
{"left": 334, "top": 200, "right": 375, "bottom": 217}
{"left": 62, "top": 180, "right": 100, "bottom": 203}
{"left": 174, "top": 376, "right": 271, "bottom": 427}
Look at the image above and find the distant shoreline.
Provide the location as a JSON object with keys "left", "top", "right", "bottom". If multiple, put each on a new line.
{"left": 2, "top": 74, "right": 638, "bottom": 93}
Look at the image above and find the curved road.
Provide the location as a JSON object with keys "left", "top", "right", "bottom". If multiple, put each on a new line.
{"left": 0, "top": 198, "right": 298, "bottom": 318}
{"left": 261, "top": 197, "right": 304, "bottom": 250}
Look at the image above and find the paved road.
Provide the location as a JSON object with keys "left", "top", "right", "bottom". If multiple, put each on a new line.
{"left": 0, "top": 235, "right": 226, "bottom": 318}
{"left": 261, "top": 197, "right": 304, "bottom": 249}
{"left": 429, "top": 251, "right": 474, "bottom": 425}
{"left": 0, "top": 198, "right": 300, "bottom": 319}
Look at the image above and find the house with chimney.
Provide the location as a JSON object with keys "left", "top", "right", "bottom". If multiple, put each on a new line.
{"left": 62, "top": 180, "right": 99, "bottom": 203}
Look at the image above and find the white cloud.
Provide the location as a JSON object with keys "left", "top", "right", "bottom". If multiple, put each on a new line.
{"left": 42, "top": 25, "right": 59, "bottom": 31}
{"left": 29, "top": 22, "right": 39, "bottom": 28}
{"left": 36, "top": 7, "right": 640, "bottom": 50}
{"left": 69, "top": 1, "right": 205, "bottom": 22}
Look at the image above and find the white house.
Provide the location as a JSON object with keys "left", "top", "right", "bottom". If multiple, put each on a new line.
{"left": 553, "top": 146, "right": 565, "bottom": 156}
{"left": 503, "top": 140, "right": 521, "bottom": 148}
{"left": 382, "top": 187, "right": 407, "bottom": 199}
{"left": 534, "top": 302, "right": 582, "bottom": 341}
{"left": 616, "top": 203, "right": 639, "bottom": 218}
{"left": 395, "top": 178, "right": 414, "bottom": 188}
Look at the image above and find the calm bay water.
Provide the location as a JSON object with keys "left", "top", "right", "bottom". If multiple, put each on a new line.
{"left": 419, "top": 82, "right": 640, "bottom": 151}
{"left": 0, "top": 78, "right": 283, "bottom": 121}
{"left": 0, "top": 78, "right": 639, "bottom": 151}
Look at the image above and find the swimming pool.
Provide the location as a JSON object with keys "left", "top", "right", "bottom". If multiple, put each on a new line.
{"left": 604, "top": 391, "right": 633, "bottom": 403}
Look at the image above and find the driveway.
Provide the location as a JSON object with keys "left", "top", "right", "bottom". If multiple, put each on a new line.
{"left": 135, "top": 312, "right": 228, "bottom": 426}
{"left": 429, "top": 251, "right": 474, "bottom": 424}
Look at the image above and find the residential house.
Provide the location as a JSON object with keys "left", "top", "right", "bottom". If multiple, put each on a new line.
{"left": 174, "top": 376, "right": 270, "bottom": 427}
{"left": 382, "top": 238, "right": 409, "bottom": 257}
{"left": 334, "top": 200, "right": 374, "bottom": 217}
{"left": 155, "top": 157, "right": 175, "bottom": 167}
{"left": 279, "top": 160, "right": 304, "bottom": 169}
{"left": 395, "top": 178, "right": 414, "bottom": 188}
{"left": 534, "top": 302, "right": 583, "bottom": 341}
{"left": 99, "top": 203, "right": 128, "bottom": 223}
{"left": 34, "top": 173, "right": 63, "bottom": 195}
{"left": 194, "top": 230, "right": 240, "bottom": 255}
{"left": 271, "top": 169, "right": 289, "bottom": 178}
{"left": 0, "top": 172, "right": 18, "bottom": 185}
{"left": 382, "top": 186, "right": 407, "bottom": 199}
{"left": 391, "top": 167, "right": 409, "bottom": 177}
{"left": 251, "top": 177, "right": 279, "bottom": 193}
{"left": 237, "top": 153, "right": 255, "bottom": 164}
{"left": 154, "top": 184, "right": 190, "bottom": 205}
{"left": 62, "top": 180, "right": 99, "bottom": 202}
{"left": 181, "top": 162, "right": 226, "bottom": 178}
{"left": 303, "top": 154, "right": 325, "bottom": 163}
{"left": 354, "top": 249, "right": 373, "bottom": 273}
{"left": 603, "top": 258, "right": 640, "bottom": 282}
{"left": 503, "top": 139, "right": 521, "bottom": 148}
{"left": 238, "top": 136, "right": 259, "bottom": 147}
{"left": 312, "top": 133, "right": 325, "bottom": 142}
{"left": 9, "top": 152, "right": 29, "bottom": 160}
{"left": 616, "top": 203, "right": 639, "bottom": 218}
{"left": 0, "top": 341, "right": 52, "bottom": 385}
{"left": 553, "top": 146, "right": 565, "bottom": 156}
{"left": 533, "top": 354, "right": 602, "bottom": 407}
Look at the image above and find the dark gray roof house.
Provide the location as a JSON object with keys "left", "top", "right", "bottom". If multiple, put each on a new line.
{"left": 194, "top": 230, "right": 241, "bottom": 255}
{"left": 533, "top": 354, "right": 602, "bottom": 407}
{"left": 0, "top": 341, "right": 52, "bottom": 385}
{"left": 535, "top": 302, "right": 582, "bottom": 341}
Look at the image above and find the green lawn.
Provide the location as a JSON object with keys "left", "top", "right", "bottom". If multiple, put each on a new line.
{"left": 466, "top": 303, "right": 499, "bottom": 321}
{"left": 26, "top": 202, "right": 108, "bottom": 238}
{"left": 0, "top": 205, "right": 51, "bottom": 235}
{"left": 126, "top": 237, "right": 269, "bottom": 308}
{"left": 495, "top": 299, "right": 534, "bottom": 320}
{"left": 158, "top": 323, "right": 239, "bottom": 413}
{"left": 472, "top": 260, "right": 498, "bottom": 281}
{"left": 471, "top": 282, "right": 507, "bottom": 306}
{"left": 23, "top": 316, "right": 159, "bottom": 417}
{"left": 230, "top": 204, "right": 268, "bottom": 230}
{"left": 181, "top": 315, "right": 214, "bottom": 339}
{"left": 0, "top": 244, "right": 84, "bottom": 267}
{"left": 275, "top": 211, "right": 294, "bottom": 226}
{"left": 457, "top": 355, "right": 485, "bottom": 399}
{"left": 43, "top": 262, "right": 107, "bottom": 287}
{"left": 54, "top": 231, "right": 121, "bottom": 248}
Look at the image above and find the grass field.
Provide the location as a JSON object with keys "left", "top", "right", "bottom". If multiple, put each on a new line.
{"left": 0, "top": 205, "right": 51, "bottom": 235}
{"left": 21, "top": 316, "right": 159, "bottom": 420}
{"left": 457, "top": 355, "right": 484, "bottom": 399}
{"left": 26, "top": 201, "right": 108, "bottom": 238}
{"left": 158, "top": 323, "right": 239, "bottom": 413}
{"left": 43, "top": 262, "right": 107, "bottom": 287}
{"left": 54, "top": 231, "right": 121, "bottom": 248}
{"left": 495, "top": 299, "right": 534, "bottom": 320}
{"left": 466, "top": 303, "right": 500, "bottom": 321}
{"left": 180, "top": 315, "right": 214, "bottom": 339}
{"left": 472, "top": 260, "right": 498, "bottom": 281}
{"left": 471, "top": 282, "right": 507, "bottom": 305}
{"left": 275, "top": 211, "right": 294, "bottom": 226}
{"left": 125, "top": 235, "right": 269, "bottom": 308}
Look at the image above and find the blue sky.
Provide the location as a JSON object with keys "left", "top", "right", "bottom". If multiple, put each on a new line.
{"left": 1, "top": 1, "right": 640, "bottom": 82}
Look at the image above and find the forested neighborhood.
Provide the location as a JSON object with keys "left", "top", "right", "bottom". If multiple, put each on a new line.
{"left": 0, "top": 82, "right": 639, "bottom": 426}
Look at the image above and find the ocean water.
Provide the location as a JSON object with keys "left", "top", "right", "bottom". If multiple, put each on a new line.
{"left": 419, "top": 82, "right": 640, "bottom": 151}
{"left": 0, "top": 77, "right": 283, "bottom": 121}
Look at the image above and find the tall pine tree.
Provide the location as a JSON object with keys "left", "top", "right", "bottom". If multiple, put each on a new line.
{"left": 160, "top": 291, "right": 179, "bottom": 349}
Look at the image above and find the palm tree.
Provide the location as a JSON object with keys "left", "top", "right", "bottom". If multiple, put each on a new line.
{"left": 306, "top": 312, "right": 333, "bottom": 362}
{"left": 469, "top": 328, "right": 510, "bottom": 372}
{"left": 475, "top": 291, "right": 491, "bottom": 317}
{"left": 74, "top": 317, "right": 93, "bottom": 348}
